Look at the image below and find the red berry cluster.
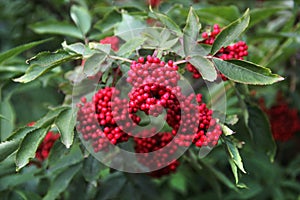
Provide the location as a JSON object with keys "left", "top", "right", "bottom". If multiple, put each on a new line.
{"left": 127, "top": 56, "right": 179, "bottom": 88}
{"left": 77, "top": 56, "right": 223, "bottom": 177}
{"left": 260, "top": 98, "right": 300, "bottom": 142}
{"left": 147, "top": 0, "right": 161, "bottom": 8}
{"left": 28, "top": 122, "right": 60, "bottom": 162}
{"left": 134, "top": 129, "right": 179, "bottom": 178}
{"left": 77, "top": 88, "right": 139, "bottom": 152}
{"left": 100, "top": 36, "right": 119, "bottom": 51}
{"left": 186, "top": 24, "right": 248, "bottom": 80}
{"left": 36, "top": 131, "right": 60, "bottom": 161}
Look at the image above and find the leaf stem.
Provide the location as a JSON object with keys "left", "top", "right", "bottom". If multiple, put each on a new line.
{"left": 174, "top": 60, "right": 187, "bottom": 65}
{"left": 109, "top": 55, "right": 133, "bottom": 63}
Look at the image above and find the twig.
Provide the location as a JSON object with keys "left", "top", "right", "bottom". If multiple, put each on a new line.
{"left": 109, "top": 55, "right": 133, "bottom": 63}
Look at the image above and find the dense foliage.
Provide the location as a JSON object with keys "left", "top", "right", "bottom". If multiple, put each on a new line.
{"left": 0, "top": 0, "right": 299, "bottom": 199}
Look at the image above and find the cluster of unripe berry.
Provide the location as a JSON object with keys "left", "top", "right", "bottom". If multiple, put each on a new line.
{"left": 77, "top": 56, "right": 222, "bottom": 177}
{"left": 186, "top": 24, "right": 249, "bottom": 80}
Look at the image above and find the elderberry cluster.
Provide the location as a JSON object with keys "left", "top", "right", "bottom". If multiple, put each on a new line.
{"left": 77, "top": 55, "right": 223, "bottom": 177}
{"left": 186, "top": 24, "right": 249, "bottom": 80}
{"left": 134, "top": 129, "right": 179, "bottom": 178}
{"left": 77, "top": 88, "right": 139, "bottom": 152}
{"left": 260, "top": 96, "right": 300, "bottom": 142}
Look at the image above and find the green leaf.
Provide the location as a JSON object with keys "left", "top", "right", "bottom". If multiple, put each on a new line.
{"left": 7, "top": 126, "right": 37, "bottom": 141}
{"left": 62, "top": 41, "right": 86, "bottom": 55}
{"left": 249, "top": 7, "right": 286, "bottom": 28}
{"left": 83, "top": 52, "right": 107, "bottom": 76}
{"left": 188, "top": 55, "right": 217, "bottom": 81}
{"left": 96, "top": 172, "right": 127, "bottom": 199}
{"left": 0, "top": 99, "right": 15, "bottom": 141}
{"left": 169, "top": 172, "right": 187, "bottom": 195}
{"left": 117, "top": 38, "right": 145, "bottom": 57}
{"left": 196, "top": 6, "right": 240, "bottom": 26}
{"left": 14, "top": 50, "right": 79, "bottom": 83}
{"left": 0, "top": 114, "right": 7, "bottom": 120}
{"left": 14, "top": 190, "right": 42, "bottom": 200}
{"left": 184, "top": 7, "right": 201, "bottom": 45}
{"left": 70, "top": 5, "right": 92, "bottom": 36}
{"left": 200, "top": 160, "right": 237, "bottom": 191}
{"left": 44, "top": 164, "right": 82, "bottom": 200}
{"left": 16, "top": 128, "right": 49, "bottom": 171}
{"left": 55, "top": 107, "right": 77, "bottom": 148}
{"left": 0, "top": 168, "right": 38, "bottom": 192}
{"left": 228, "top": 158, "right": 239, "bottom": 184}
{"left": 82, "top": 156, "right": 103, "bottom": 182}
{"left": 220, "top": 124, "right": 235, "bottom": 136}
{"left": 183, "top": 7, "right": 207, "bottom": 57}
{"left": 0, "top": 38, "right": 52, "bottom": 64}
{"left": 48, "top": 144, "right": 83, "bottom": 174}
{"left": 89, "top": 43, "right": 111, "bottom": 55}
{"left": 30, "top": 21, "right": 82, "bottom": 39}
{"left": 0, "top": 140, "right": 20, "bottom": 162}
{"left": 114, "top": 13, "right": 147, "bottom": 41}
{"left": 94, "top": 9, "right": 122, "bottom": 32}
{"left": 152, "top": 12, "right": 182, "bottom": 35}
{"left": 32, "top": 106, "right": 69, "bottom": 129}
{"left": 247, "top": 105, "right": 276, "bottom": 162}
{"left": 223, "top": 137, "right": 246, "bottom": 173}
{"left": 213, "top": 58, "right": 284, "bottom": 85}
{"left": 211, "top": 9, "right": 250, "bottom": 55}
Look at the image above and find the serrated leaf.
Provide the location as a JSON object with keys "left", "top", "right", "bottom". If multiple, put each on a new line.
{"left": 224, "top": 137, "right": 246, "bottom": 173}
{"left": 152, "top": 12, "right": 182, "bottom": 36}
{"left": 62, "top": 41, "right": 86, "bottom": 55}
{"left": 213, "top": 58, "right": 284, "bottom": 85}
{"left": 70, "top": 5, "right": 91, "bottom": 36}
{"left": 0, "top": 99, "right": 15, "bottom": 141}
{"left": 48, "top": 144, "right": 83, "bottom": 174}
{"left": 188, "top": 55, "right": 217, "bottom": 81}
{"left": 14, "top": 50, "right": 79, "bottom": 83}
{"left": 117, "top": 38, "right": 145, "bottom": 56}
{"left": 30, "top": 21, "right": 82, "bottom": 39}
{"left": 55, "top": 107, "right": 77, "bottom": 148}
{"left": 89, "top": 43, "right": 111, "bottom": 55}
{"left": 247, "top": 105, "right": 276, "bottom": 162}
{"left": 16, "top": 128, "right": 49, "bottom": 170}
{"left": 183, "top": 7, "right": 206, "bottom": 57}
{"left": 0, "top": 38, "right": 51, "bottom": 64}
{"left": 83, "top": 52, "right": 107, "bottom": 76}
{"left": 184, "top": 7, "right": 201, "bottom": 45}
{"left": 0, "top": 140, "right": 20, "bottom": 162}
{"left": 114, "top": 13, "right": 146, "bottom": 41}
{"left": 34, "top": 106, "right": 69, "bottom": 128}
{"left": 211, "top": 9, "right": 250, "bottom": 55}
{"left": 44, "top": 164, "right": 82, "bottom": 200}
{"left": 7, "top": 126, "right": 37, "bottom": 141}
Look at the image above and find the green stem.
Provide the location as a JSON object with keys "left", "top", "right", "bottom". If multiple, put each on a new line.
{"left": 109, "top": 55, "right": 133, "bottom": 63}
{"left": 174, "top": 60, "right": 187, "bottom": 65}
